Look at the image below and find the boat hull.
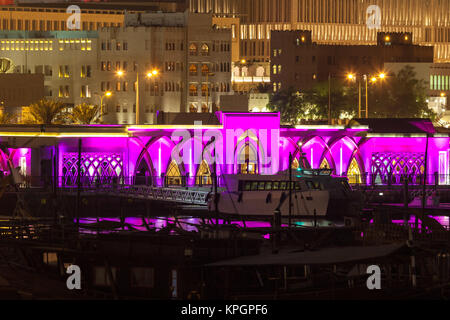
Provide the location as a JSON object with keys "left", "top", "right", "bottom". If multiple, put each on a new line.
{"left": 208, "top": 190, "right": 329, "bottom": 217}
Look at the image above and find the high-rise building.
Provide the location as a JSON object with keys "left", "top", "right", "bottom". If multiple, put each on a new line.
{"left": 0, "top": 5, "right": 125, "bottom": 31}
{"left": 189, "top": 0, "right": 450, "bottom": 63}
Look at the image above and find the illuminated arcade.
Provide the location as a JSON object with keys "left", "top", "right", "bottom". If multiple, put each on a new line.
{"left": 0, "top": 113, "right": 448, "bottom": 188}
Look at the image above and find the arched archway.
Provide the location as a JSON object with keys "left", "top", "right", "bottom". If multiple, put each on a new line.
{"left": 135, "top": 157, "right": 152, "bottom": 185}
{"left": 291, "top": 158, "right": 299, "bottom": 169}
{"left": 347, "top": 157, "right": 362, "bottom": 184}
{"left": 189, "top": 103, "right": 198, "bottom": 113}
{"left": 320, "top": 158, "right": 331, "bottom": 170}
{"left": 196, "top": 160, "right": 212, "bottom": 186}
{"left": 166, "top": 160, "right": 182, "bottom": 186}
{"left": 237, "top": 143, "right": 258, "bottom": 174}
{"left": 200, "top": 43, "right": 209, "bottom": 56}
{"left": 189, "top": 43, "right": 197, "bottom": 55}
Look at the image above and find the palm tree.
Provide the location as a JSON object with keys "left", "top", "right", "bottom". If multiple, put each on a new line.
{"left": 25, "top": 99, "right": 67, "bottom": 124}
{"left": 0, "top": 111, "right": 16, "bottom": 124}
{"left": 69, "top": 103, "right": 100, "bottom": 124}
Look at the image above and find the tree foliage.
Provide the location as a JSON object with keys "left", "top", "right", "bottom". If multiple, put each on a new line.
{"left": 25, "top": 99, "right": 67, "bottom": 124}
{"left": 368, "top": 65, "right": 435, "bottom": 119}
{"left": 0, "top": 111, "right": 16, "bottom": 124}
{"left": 69, "top": 103, "right": 100, "bottom": 124}
{"left": 267, "top": 66, "right": 436, "bottom": 125}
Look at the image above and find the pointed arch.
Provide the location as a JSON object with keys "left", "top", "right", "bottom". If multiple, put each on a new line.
{"left": 291, "top": 158, "right": 300, "bottom": 169}
{"left": 320, "top": 157, "right": 331, "bottom": 170}
{"left": 347, "top": 157, "right": 362, "bottom": 184}
{"left": 196, "top": 160, "right": 212, "bottom": 186}
{"left": 166, "top": 160, "right": 182, "bottom": 186}
{"left": 237, "top": 142, "right": 258, "bottom": 174}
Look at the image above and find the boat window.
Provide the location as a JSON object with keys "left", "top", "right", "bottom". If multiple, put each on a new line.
{"left": 266, "top": 181, "right": 273, "bottom": 190}
{"left": 251, "top": 181, "right": 258, "bottom": 191}
{"left": 273, "top": 181, "right": 280, "bottom": 190}
{"left": 258, "top": 181, "right": 265, "bottom": 190}
{"left": 280, "top": 181, "right": 287, "bottom": 190}
{"left": 244, "top": 181, "right": 252, "bottom": 191}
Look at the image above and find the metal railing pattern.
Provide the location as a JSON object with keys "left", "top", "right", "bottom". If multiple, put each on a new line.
{"left": 61, "top": 184, "right": 211, "bottom": 206}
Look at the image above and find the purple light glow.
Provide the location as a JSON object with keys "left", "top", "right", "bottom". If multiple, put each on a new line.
{"left": 0, "top": 114, "right": 445, "bottom": 187}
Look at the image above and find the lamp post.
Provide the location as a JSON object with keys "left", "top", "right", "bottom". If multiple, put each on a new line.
{"left": 347, "top": 72, "right": 386, "bottom": 118}
{"left": 116, "top": 68, "right": 159, "bottom": 125}
{"left": 94, "top": 91, "right": 112, "bottom": 123}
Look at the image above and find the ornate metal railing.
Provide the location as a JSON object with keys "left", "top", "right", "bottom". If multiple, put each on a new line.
{"left": 61, "top": 184, "right": 210, "bottom": 206}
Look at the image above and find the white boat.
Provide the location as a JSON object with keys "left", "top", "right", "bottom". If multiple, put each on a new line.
{"left": 208, "top": 168, "right": 362, "bottom": 220}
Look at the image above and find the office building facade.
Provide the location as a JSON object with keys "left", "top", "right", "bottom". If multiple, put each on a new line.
{"left": 189, "top": 0, "right": 450, "bottom": 64}
{"left": 270, "top": 30, "right": 434, "bottom": 92}
{"left": 0, "top": 12, "right": 232, "bottom": 124}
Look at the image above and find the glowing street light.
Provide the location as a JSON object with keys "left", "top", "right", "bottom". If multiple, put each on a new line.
{"left": 94, "top": 91, "right": 112, "bottom": 123}
{"left": 115, "top": 68, "right": 160, "bottom": 124}
{"left": 347, "top": 72, "right": 388, "bottom": 118}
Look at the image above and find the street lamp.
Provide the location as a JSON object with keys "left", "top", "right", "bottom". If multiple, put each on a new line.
{"left": 116, "top": 68, "right": 159, "bottom": 125}
{"left": 347, "top": 72, "right": 386, "bottom": 118}
{"left": 94, "top": 91, "right": 112, "bottom": 123}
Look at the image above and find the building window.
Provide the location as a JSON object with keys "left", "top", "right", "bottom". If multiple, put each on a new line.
{"left": 123, "top": 41, "right": 128, "bottom": 50}
{"left": 201, "top": 84, "right": 208, "bottom": 97}
{"left": 189, "top": 104, "right": 197, "bottom": 113}
{"left": 189, "top": 43, "right": 197, "bottom": 56}
{"left": 201, "top": 64, "right": 209, "bottom": 76}
{"left": 272, "top": 65, "right": 277, "bottom": 75}
{"left": 200, "top": 43, "right": 209, "bottom": 56}
{"left": 80, "top": 85, "right": 91, "bottom": 98}
{"left": 189, "top": 64, "right": 197, "bottom": 76}
{"left": 189, "top": 84, "right": 198, "bottom": 96}
{"left": 116, "top": 106, "right": 120, "bottom": 113}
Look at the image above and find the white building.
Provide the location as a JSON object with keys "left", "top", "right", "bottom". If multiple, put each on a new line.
{"left": 0, "top": 11, "right": 232, "bottom": 124}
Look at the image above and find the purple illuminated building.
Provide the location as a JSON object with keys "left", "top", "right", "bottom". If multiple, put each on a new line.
{"left": 0, "top": 113, "right": 448, "bottom": 187}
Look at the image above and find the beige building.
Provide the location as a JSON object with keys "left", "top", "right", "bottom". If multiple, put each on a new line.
{"left": 0, "top": 11, "right": 232, "bottom": 124}
{"left": 0, "top": 5, "right": 125, "bottom": 31}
